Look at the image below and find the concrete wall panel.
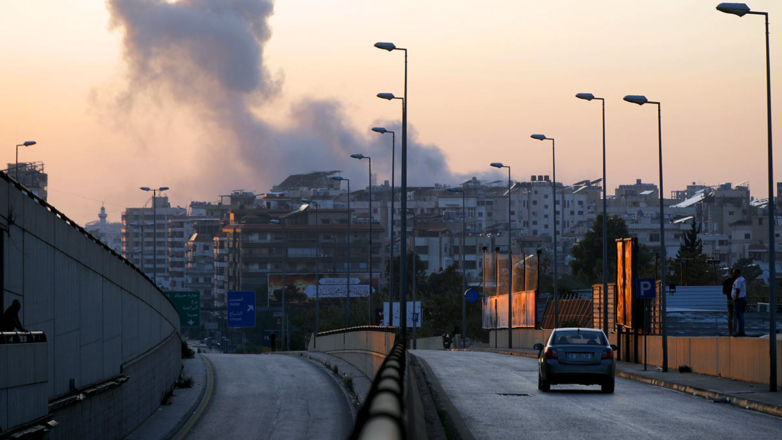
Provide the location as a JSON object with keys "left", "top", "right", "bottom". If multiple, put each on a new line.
{"left": 121, "top": 294, "right": 140, "bottom": 362}
{"left": 81, "top": 271, "right": 103, "bottom": 347}
{"left": 5, "top": 226, "right": 24, "bottom": 297}
{"left": 7, "top": 383, "right": 47, "bottom": 429}
{"left": 54, "top": 253, "right": 80, "bottom": 337}
{"left": 80, "top": 340, "right": 104, "bottom": 386}
{"left": 54, "top": 330, "right": 81, "bottom": 395}
{"left": 103, "top": 336, "right": 122, "bottom": 378}
{"left": 690, "top": 338, "right": 719, "bottom": 376}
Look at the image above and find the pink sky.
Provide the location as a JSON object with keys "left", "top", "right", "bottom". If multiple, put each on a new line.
{"left": 1, "top": 0, "right": 780, "bottom": 225}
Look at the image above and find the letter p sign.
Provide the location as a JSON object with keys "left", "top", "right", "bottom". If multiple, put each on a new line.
{"left": 637, "top": 278, "right": 656, "bottom": 299}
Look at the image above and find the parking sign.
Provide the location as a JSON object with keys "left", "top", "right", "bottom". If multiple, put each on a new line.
{"left": 637, "top": 279, "right": 656, "bottom": 299}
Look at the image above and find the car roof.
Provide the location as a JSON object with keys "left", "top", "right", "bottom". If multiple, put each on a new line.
{"left": 554, "top": 328, "right": 603, "bottom": 333}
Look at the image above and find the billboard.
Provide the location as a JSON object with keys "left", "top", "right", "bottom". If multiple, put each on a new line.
{"left": 382, "top": 301, "right": 422, "bottom": 327}
{"left": 482, "top": 291, "right": 536, "bottom": 329}
{"left": 267, "top": 273, "right": 377, "bottom": 304}
{"left": 615, "top": 238, "right": 636, "bottom": 328}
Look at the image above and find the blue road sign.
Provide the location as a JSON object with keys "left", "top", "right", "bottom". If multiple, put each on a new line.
{"left": 464, "top": 288, "right": 480, "bottom": 303}
{"left": 413, "top": 313, "right": 419, "bottom": 322}
{"left": 637, "top": 279, "right": 656, "bottom": 299}
{"left": 227, "top": 291, "right": 256, "bottom": 328}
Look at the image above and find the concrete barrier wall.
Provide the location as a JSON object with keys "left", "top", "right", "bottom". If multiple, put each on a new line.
{"left": 309, "top": 330, "right": 395, "bottom": 379}
{"left": 0, "top": 175, "right": 181, "bottom": 437}
{"left": 0, "top": 340, "right": 48, "bottom": 432}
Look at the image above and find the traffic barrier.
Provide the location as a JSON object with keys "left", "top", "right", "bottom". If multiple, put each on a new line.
{"left": 349, "top": 332, "right": 406, "bottom": 440}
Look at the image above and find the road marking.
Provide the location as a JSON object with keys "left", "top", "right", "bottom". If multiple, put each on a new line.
{"left": 174, "top": 355, "right": 215, "bottom": 440}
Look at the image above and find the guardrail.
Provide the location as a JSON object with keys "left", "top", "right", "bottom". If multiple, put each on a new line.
{"left": 349, "top": 332, "right": 406, "bottom": 440}
{"left": 317, "top": 325, "right": 400, "bottom": 336}
{"left": 0, "top": 330, "right": 47, "bottom": 344}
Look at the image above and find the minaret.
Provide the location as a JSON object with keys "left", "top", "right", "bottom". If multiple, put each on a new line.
{"left": 99, "top": 204, "right": 108, "bottom": 235}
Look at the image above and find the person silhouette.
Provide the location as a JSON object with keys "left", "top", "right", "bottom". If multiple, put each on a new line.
{"left": 0, "top": 300, "right": 29, "bottom": 332}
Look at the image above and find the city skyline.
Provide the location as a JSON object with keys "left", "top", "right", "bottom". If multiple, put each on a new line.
{"left": 1, "top": 0, "right": 780, "bottom": 225}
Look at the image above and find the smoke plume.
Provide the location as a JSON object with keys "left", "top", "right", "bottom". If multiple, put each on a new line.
{"left": 103, "top": 0, "right": 494, "bottom": 195}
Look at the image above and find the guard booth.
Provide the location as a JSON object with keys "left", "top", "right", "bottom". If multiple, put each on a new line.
{"left": 612, "top": 238, "right": 660, "bottom": 363}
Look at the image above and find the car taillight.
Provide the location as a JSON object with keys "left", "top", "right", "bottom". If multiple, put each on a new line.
{"left": 602, "top": 349, "right": 613, "bottom": 360}
{"left": 544, "top": 348, "right": 558, "bottom": 359}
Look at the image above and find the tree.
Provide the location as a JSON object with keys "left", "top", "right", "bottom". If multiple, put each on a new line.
{"left": 670, "top": 222, "right": 712, "bottom": 286}
{"left": 569, "top": 214, "right": 631, "bottom": 285}
{"left": 677, "top": 222, "right": 703, "bottom": 258}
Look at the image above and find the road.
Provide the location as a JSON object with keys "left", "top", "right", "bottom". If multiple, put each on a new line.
{"left": 184, "top": 354, "right": 354, "bottom": 440}
{"left": 412, "top": 350, "right": 782, "bottom": 439}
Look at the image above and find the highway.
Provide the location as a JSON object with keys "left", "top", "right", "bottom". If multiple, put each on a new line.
{"left": 412, "top": 350, "right": 782, "bottom": 439}
{"left": 184, "top": 354, "right": 354, "bottom": 440}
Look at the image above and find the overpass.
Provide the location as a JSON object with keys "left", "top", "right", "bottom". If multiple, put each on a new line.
{"left": 1, "top": 172, "right": 182, "bottom": 439}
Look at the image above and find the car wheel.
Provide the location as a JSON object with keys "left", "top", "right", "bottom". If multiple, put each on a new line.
{"left": 601, "top": 378, "right": 615, "bottom": 394}
{"left": 538, "top": 373, "right": 550, "bottom": 392}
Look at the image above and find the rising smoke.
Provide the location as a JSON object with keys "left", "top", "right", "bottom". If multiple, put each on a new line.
{"left": 103, "top": 0, "right": 495, "bottom": 194}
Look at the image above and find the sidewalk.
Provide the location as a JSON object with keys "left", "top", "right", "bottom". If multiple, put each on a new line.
{"left": 277, "top": 351, "right": 372, "bottom": 406}
{"left": 460, "top": 347, "right": 782, "bottom": 418}
{"left": 125, "top": 355, "right": 209, "bottom": 440}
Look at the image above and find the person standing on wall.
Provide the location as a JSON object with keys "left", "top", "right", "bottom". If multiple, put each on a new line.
{"left": 732, "top": 269, "right": 747, "bottom": 337}
{"left": 723, "top": 270, "right": 738, "bottom": 336}
{"left": 0, "top": 300, "right": 29, "bottom": 333}
{"left": 269, "top": 331, "right": 277, "bottom": 352}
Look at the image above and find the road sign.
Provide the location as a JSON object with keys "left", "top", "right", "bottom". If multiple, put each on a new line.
{"left": 464, "top": 288, "right": 480, "bottom": 303}
{"left": 165, "top": 291, "right": 201, "bottom": 328}
{"left": 276, "top": 317, "right": 282, "bottom": 326}
{"left": 637, "top": 278, "right": 656, "bottom": 299}
{"left": 227, "top": 291, "right": 256, "bottom": 328}
{"left": 273, "top": 312, "right": 283, "bottom": 318}
{"left": 413, "top": 313, "right": 419, "bottom": 322}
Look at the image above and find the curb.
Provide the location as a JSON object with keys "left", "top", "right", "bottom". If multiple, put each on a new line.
{"left": 278, "top": 352, "right": 367, "bottom": 407}
{"left": 615, "top": 370, "right": 782, "bottom": 418}
{"left": 461, "top": 348, "right": 782, "bottom": 419}
{"left": 410, "top": 353, "right": 476, "bottom": 440}
{"left": 171, "top": 355, "right": 214, "bottom": 440}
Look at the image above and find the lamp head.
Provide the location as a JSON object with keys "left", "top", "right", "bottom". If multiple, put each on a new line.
{"left": 575, "top": 93, "right": 595, "bottom": 101}
{"left": 302, "top": 198, "right": 312, "bottom": 203}
{"left": 269, "top": 219, "right": 281, "bottom": 224}
{"left": 331, "top": 175, "right": 345, "bottom": 181}
{"left": 374, "top": 42, "right": 396, "bottom": 51}
{"left": 530, "top": 134, "right": 547, "bottom": 141}
{"left": 371, "top": 127, "right": 387, "bottom": 134}
{"left": 129, "top": 222, "right": 139, "bottom": 227}
{"left": 447, "top": 187, "right": 462, "bottom": 193}
{"left": 140, "top": 187, "right": 151, "bottom": 191}
{"left": 716, "top": 2, "right": 751, "bottom": 16}
{"left": 350, "top": 153, "right": 365, "bottom": 160}
{"left": 490, "top": 162, "right": 504, "bottom": 168}
{"left": 23, "top": 141, "right": 36, "bottom": 147}
{"left": 377, "top": 92, "right": 396, "bottom": 100}
{"left": 623, "top": 95, "right": 649, "bottom": 105}
{"left": 159, "top": 186, "right": 169, "bottom": 191}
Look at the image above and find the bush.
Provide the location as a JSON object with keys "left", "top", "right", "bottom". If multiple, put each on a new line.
{"left": 181, "top": 341, "right": 195, "bottom": 359}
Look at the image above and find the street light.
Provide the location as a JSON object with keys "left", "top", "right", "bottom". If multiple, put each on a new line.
{"left": 406, "top": 209, "right": 418, "bottom": 347}
{"left": 490, "top": 162, "right": 513, "bottom": 348}
{"left": 139, "top": 186, "right": 170, "bottom": 287}
{"left": 448, "top": 187, "right": 467, "bottom": 347}
{"left": 270, "top": 218, "right": 289, "bottom": 350}
{"left": 374, "top": 40, "right": 409, "bottom": 337}
{"left": 372, "top": 127, "right": 396, "bottom": 308}
{"left": 576, "top": 92, "right": 609, "bottom": 336}
{"left": 717, "top": 1, "right": 777, "bottom": 392}
{"left": 332, "top": 175, "right": 352, "bottom": 327}
{"left": 623, "top": 94, "right": 669, "bottom": 373}
{"left": 351, "top": 153, "right": 374, "bottom": 325}
{"left": 530, "top": 134, "right": 560, "bottom": 328}
{"left": 14, "top": 141, "right": 36, "bottom": 182}
{"left": 302, "top": 199, "right": 320, "bottom": 347}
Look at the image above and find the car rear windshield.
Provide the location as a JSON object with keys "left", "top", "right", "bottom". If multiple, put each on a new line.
{"left": 550, "top": 331, "right": 606, "bottom": 346}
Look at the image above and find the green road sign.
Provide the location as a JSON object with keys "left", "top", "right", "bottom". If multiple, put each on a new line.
{"left": 165, "top": 291, "right": 201, "bottom": 328}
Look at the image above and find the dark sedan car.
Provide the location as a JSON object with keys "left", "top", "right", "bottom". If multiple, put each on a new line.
{"left": 534, "top": 328, "right": 616, "bottom": 393}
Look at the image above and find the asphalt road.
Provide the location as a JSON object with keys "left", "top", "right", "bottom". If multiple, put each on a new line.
{"left": 412, "top": 350, "right": 782, "bottom": 439}
{"left": 185, "top": 354, "right": 354, "bottom": 440}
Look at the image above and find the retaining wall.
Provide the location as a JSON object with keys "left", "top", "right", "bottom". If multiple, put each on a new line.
{"left": 0, "top": 173, "right": 181, "bottom": 438}
{"left": 309, "top": 328, "right": 396, "bottom": 379}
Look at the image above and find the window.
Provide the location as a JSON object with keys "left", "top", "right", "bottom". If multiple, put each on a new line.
{"left": 744, "top": 233, "right": 751, "bottom": 239}
{"left": 478, "top": 212, "right": 483, "bottom": 218}
{"left": 544, "top": 205, "right": 549, "bottom": 209}
{"left": 578, "top": 211, "right": 583, "bottom": 215}
{"left": 532, "top": 200, "right": 538, "bottom": 205}
{"left": 578, "top": 201, "right": 584, "bottom": 206}
{"left": 650, "top": 233, "right": 660, "bottom": 242}
{"left": 544, "top": 225, "right": 549, "bottom": 229}
{"left": 533, "top": 229, "right": 538, "bottom": 235}
{"left": 544, "top": 194, "right": 549, "bottom": 199}
{"left": 532, "top": 221, "right": 538, "bottom": 225}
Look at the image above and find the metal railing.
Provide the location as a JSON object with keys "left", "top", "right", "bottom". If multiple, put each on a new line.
{"left": 0, "top": 331, "right": 47, "bottom": 344}
{"left": 317, "top": 325, "right": 399, "bottom": 337}
{"left": 349, "top": 332, "right": 407, "bottom": 440}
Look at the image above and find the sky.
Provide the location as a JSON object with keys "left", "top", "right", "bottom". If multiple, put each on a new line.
{"left": 1, "top": 0, "right": 781, "bottom": 226}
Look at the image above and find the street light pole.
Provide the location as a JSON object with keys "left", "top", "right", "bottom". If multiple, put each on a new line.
{"left": 576, "top": 93, "right": 609, "bottom": 335}
{"left": 332, "top": 176, "right": 351, "bottom": 327}
{"left": 351, "top": 154, "right": 374, "bottom": 325}
{"left": 407, "top": 209, "right": 418, "bottom": 347}
{"left": 375, "top": 41, "right": 409, "bottom": 337}
{"left": 490, "top": 163, "right": 513, "bottom": 348}
{"left": 14, "top": 141, "right": 36, "bottom": 182}
{"left": 140, "top": 186, "right": 169, "bottom": 287}
{"left": 303, "top": 199, "right": 320, "bottom": 348}
{"left": 531, "top": 135, "right": 559, "bottom": 328}
{"left": 372, "top": 127, "right": 395, "bottom": 308}
{"left": 270, "top": 218, "right": 288, "bottom": 350}
{"left": 717, "top": 2, "right": 777, "bottom": 391}
{"left": 624, "top": 94, "right": 668, "bottom": 373}
{"left": 448, "top": 187, "right": 468, "bottom": 346}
